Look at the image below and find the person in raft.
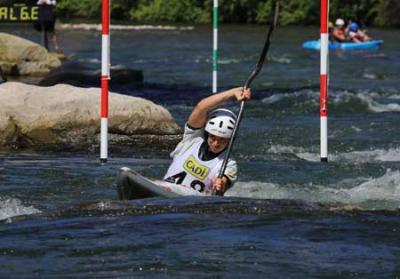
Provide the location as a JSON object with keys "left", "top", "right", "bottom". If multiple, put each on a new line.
{"left": 332, "top": 18, "right": 347, "bottom": 42}
{"left": 347, "top": 22, "right": 372, "bottom": 43}
{"left": 163, "top": 87, "right": 251, "bottom": 196}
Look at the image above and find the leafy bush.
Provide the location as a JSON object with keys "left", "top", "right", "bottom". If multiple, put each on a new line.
{"left": 55, "top": 0, "right": 398, "bottom": 27}
{"left": 129, "top": 0, "right": 208, "bottom": 23}
{"left": 57, "top": 0, "right": 102, "bottom": 19}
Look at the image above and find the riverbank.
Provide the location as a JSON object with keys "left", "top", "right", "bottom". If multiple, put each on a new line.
{"left": 59, "top": 23, "right": 194, "bottom": 31}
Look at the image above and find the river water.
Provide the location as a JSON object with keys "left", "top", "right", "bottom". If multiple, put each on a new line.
{"left": 1, "top": 24, "right": 400, "bottom": 277}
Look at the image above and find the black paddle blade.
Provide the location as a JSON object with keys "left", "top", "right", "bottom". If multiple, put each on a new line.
{"left": 244, "top": 1, "right": 280, "bottom": 89}
{"left": 216, "top": 1, "right": 280, "bottom": 188}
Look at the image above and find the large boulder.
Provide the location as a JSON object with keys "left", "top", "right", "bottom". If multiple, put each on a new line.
{"left": 0, "top": 82, "right": 181, "bottom": 151}
{"left": 0, "top": 32, "right": 61, "bottom": 77}
{"left": 39, "top": 61, "right": 143, "bottom": 88}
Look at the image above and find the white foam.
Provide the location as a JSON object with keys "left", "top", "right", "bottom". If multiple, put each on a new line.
{"left": 225, "top": 181, "right": 295, "bottom": 199}
{"left": 335, "top": 148, "right": 400, "bottom": 162}
{"left": 267, "top": 145, "right": 400, "bottom": 163}
{"left": 362, "top": 73, "right": 378, "bottom": 80}
{"left": 226, "top": 170, "right": 400, "bottom": 208}
{"left": 270, "top": 54, "right": 292, "bottom": 64}
{"left": 261, "top": 89, "right": 400, "bottom": 113}
{"left": 267, "top": 144, "right": 320, "bottom": 162}
{"left": 0, "top": 198, "right": 41, "bottom": 221}
{"left": 331, "top": 90, "right": 400, "bottom": 112}
{"left": 356, "top": 93, "right": 400, "bottom": 112}
{"left": 388, "top": 94, "right": 400, "bottom": 100}
{"left": 202, "top": 56, "right": 257, "bottom": 64}
{"left": 218, "top": 58, "right": 242, "bottom": 64}
{"left": 77, "top": 58, "right": 101, "bottom": 64}
{"left": 343, "top": 170, "right": 400, "bottom": 203}
{"left": 262, "top": 94, "right": 286, "bottom": 105}
{"left": 261, "top": 90, "right": 318, "bottom": 105}
{"left": 351, "top": 125, "right": 362, "bottom": 132}
{"left": 226, "top": 180, "right": 346, "bottom": 203}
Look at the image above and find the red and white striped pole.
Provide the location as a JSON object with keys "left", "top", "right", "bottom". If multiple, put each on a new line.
{"left": 320, "top": 0, "right": 329, "bottom": 162}
{"left": 100, "top": 0, "right": 110, "bottom": 163}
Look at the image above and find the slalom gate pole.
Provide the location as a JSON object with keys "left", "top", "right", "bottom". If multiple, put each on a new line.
{"left": 100, "top": 0, "right": 110, "bottom": 163}
{"left": 214, "top": 2, "right": 280, "bottom": 196}
{"left": 320, "top": 0, "right": 329, "bottom": 162}
{"left": 212, "top": 0, "right": 218, "bottom": 93}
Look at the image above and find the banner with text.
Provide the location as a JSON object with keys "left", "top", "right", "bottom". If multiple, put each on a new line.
{"left": 0, "top": 0, "right": 54, "bottom": 22}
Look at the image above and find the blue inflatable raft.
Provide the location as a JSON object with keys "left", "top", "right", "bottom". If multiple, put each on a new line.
{"left": 302, "top": 40, "right": 383, "bottom": 51}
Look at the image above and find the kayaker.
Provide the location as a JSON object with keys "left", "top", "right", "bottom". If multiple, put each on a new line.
{"left": 163, "top": 87, "right": 251, "bottom": 195}
{"left": 333, "top": 18, "right": 347, "bottom": 42}
{"left": 348, "top": 22, "right": 371, "bottom": 43}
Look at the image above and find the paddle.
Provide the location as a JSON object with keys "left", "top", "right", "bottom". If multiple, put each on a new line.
{"left": 214, "top": 1, "right": 280, "bottom": 196}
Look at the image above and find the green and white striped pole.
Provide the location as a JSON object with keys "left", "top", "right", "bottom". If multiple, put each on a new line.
{"left": 212, "top": 0, "right": 218, "bottom": 93}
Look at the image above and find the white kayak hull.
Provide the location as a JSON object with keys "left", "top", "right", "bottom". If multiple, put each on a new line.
{"left": 117, "top": 167, "right": 204, "bottom": 200}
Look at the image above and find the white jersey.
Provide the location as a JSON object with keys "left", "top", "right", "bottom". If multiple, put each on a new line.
{"left": 163, "top": 124, "right": 237, "bottom": 193}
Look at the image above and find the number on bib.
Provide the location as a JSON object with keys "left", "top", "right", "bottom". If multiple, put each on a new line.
{"left": 165, "top": 171, "right": 186, "bottom": 184}
{"left": 166, "top": 171, "right": 206, "bottom": 192}
{"left": 190, "top": 180, "right": 205, "bottom": 192}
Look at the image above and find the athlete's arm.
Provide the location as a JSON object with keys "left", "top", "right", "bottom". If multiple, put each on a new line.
{"left": 188, "top": 87, "right": 251, "bottom": 129}
{"left": 212, "top": 176, "right": 230, "bottom": 195}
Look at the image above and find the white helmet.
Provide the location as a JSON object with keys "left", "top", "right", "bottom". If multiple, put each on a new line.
{"left": 335, "top": 18, "right": 345, "bottom": 26}
{"left": 205, "top": 108, "right": 237, "bottom": 138}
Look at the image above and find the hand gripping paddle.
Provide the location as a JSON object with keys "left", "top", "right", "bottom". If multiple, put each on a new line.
{"left": 214, "top": 2, "right": 280, "bottom": 196}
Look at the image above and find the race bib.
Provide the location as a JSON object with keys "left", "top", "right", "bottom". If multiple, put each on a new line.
{"left": 183, "top": 155, "right": 209, "bottom": 180}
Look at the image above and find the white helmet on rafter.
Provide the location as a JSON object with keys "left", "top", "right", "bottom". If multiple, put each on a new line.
{"left": 335, "top": 18, "right": 345, "bottom": 26}
{"left": 205, "top": 108, "right": 237, "bottom": 138}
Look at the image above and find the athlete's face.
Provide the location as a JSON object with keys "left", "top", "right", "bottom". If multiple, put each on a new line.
{"left": 207, "top": 134, "right": 229, "bottom": 153}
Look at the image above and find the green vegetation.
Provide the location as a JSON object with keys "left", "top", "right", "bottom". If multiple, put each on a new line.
{"left": 56, "top": 0, "right": 400, "bottom": 27}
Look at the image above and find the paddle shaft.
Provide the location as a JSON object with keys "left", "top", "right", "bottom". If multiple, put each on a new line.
{"left": 215, "top": 2, "right": 280, "bottom": 195}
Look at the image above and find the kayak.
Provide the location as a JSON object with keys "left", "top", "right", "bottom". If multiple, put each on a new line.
{"left": 117, "top": 167, "right": 204, "bottom": 200}
{"left": 302, "top": 40, "right": 383, "bottom": 51}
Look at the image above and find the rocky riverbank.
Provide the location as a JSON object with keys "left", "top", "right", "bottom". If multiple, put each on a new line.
{"left": 0, "top": 82, "right": 182, "bottom": 152}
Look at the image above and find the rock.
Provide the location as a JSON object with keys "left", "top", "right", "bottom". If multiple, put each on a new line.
{"left": 0, "top": 66, "right": 6, "bottom": 84}
{"left": 39, "top": 61, "right": 143, "bottom": 88}
{"left": 0, "top": 32, "right": 61, "bottom": 77}
{"left": 0, "top": 82, "right": 181, "bottom": 151}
